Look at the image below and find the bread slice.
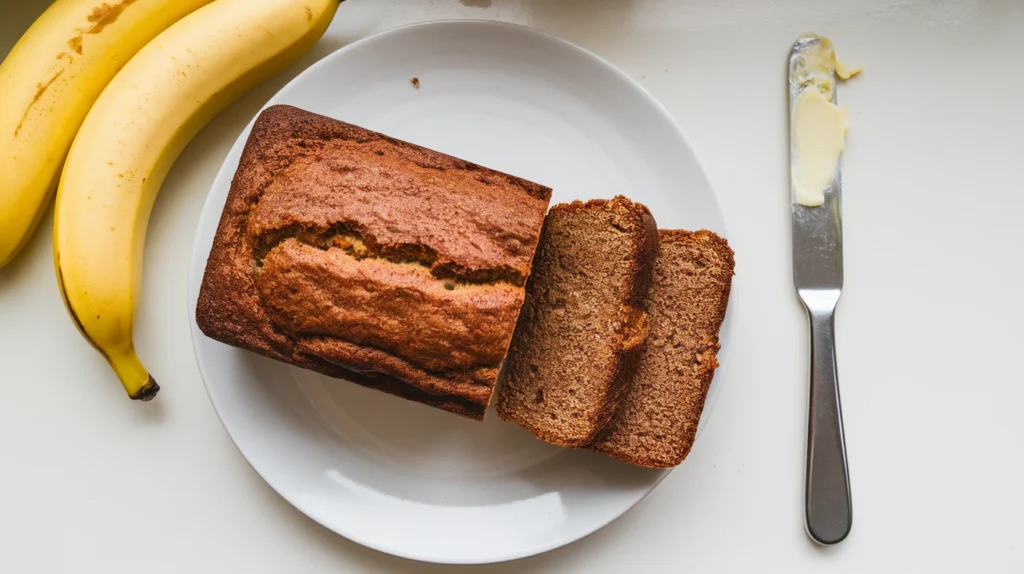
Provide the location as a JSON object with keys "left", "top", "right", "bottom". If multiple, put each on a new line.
{"left": 495, "top": 196, "right": 658, "bottom": 447}
{"left": 588, "top": 229, "right": 734, "bottom": 468}
{"left": 195, "top": 105, "right": 551, "bottom": 420}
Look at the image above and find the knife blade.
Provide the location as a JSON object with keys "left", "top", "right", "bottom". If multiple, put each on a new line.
{"left": 788, "top": 33, "right": 853, "bottom": 546}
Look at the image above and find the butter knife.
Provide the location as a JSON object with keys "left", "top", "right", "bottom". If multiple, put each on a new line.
{"left": 788, "top": 34, "right": 853, "bottom": 545}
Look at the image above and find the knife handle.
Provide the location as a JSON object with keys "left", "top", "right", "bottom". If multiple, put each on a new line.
{"left": 804, "top": 307, "right": 852, "bottom": 544}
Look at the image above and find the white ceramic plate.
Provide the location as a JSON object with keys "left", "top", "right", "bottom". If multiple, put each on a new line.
{"left": 188, "top": 20, "right": 732, "bottom": 565}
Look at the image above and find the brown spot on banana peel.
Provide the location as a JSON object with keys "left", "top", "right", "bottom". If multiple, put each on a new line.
{"left": 305, "top": 6, "right": 313, "bottom": 21}
{"left": 15, "top": 0, "right": 141, "bottom": 137}
{"left": 14, "top": 69, "right": 65, "bottom": 137}
{"left": 67, "top": 0, "right": 139, "bottom": 55}
{"left": 87, "top": 0, "right": 138, "bottom": 32}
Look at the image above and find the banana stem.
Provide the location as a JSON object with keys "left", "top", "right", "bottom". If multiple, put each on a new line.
{"left": 108, "top": 349, "right": 160, "bottom": 401}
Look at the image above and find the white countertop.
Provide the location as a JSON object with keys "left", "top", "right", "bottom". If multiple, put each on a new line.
{"left": 2, "top": 0, "right": 1022, "bottom": 572}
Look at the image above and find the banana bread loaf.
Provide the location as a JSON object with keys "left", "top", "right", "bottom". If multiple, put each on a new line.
{"left": 195, "top": 105, "right": 552, "bottom": 420}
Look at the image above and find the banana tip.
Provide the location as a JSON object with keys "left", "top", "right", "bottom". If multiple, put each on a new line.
{"left": 131, "top": 376, "right": 160, "bottom": 401}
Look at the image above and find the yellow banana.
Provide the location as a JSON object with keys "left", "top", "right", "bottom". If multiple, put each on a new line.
{"left": 0, "top": 0, "right": 215, "bottom": 269}
{"left": 54, "top": 0, "right": 342, "bottom": 400}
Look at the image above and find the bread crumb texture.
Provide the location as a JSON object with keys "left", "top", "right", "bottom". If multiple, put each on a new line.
{"left": 588, "top": 229, "right": 734, "bottom": 467}
{"left": 496, "top": 196, "right": 658, "bottom": 446}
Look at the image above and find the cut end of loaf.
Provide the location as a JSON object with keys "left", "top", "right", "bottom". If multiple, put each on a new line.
{"left": 496, "top": 196, "right": 658, "bottom": 446}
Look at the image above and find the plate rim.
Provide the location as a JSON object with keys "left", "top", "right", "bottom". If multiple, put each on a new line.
{"left": 186, "top": 18, "right": 732, "bottom": 565}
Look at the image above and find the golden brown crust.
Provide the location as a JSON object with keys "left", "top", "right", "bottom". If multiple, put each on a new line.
{"left": 195, "top": 105, "right": 551, "bottom": 420}
{"left": 587, "top": 229, "right": 734, "bottom": 466}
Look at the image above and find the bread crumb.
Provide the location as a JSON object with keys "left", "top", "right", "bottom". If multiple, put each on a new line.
{"left": 410, "top": 77, "right": 420, "bottom": 89}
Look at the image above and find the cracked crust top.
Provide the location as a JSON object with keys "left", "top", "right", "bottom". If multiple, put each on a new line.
{"left": 195, "top": 105, "right": 552, "bottom": 420}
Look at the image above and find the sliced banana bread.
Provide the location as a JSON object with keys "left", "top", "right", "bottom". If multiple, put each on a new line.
{"left": 495, "top": 196, "right": 658, "bottom": 446}
{"left": 588, "top": 229, "right": 734, "bottom": 467}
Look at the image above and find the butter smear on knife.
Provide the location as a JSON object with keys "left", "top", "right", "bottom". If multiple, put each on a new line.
{"left": 791, "top": 37, "right": 861, "bottom": 207}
